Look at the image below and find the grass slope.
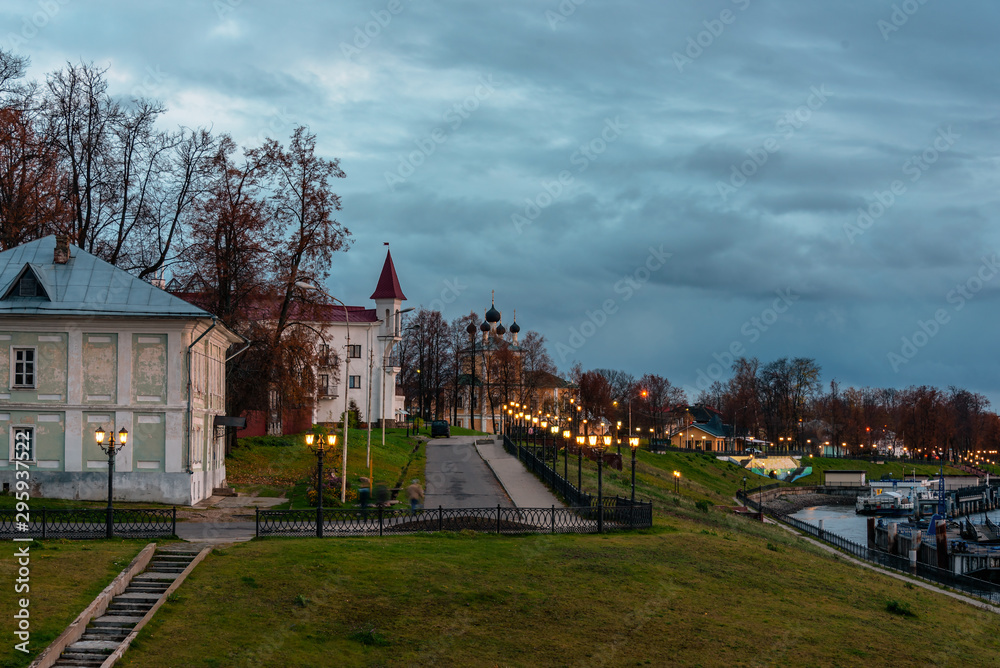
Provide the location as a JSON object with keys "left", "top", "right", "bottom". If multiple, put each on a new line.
{"left": 0, "top": 540, "right": 148, "bottom": 668}
{"left": 119, "top": 525, "right": 1000, "bottom": 667}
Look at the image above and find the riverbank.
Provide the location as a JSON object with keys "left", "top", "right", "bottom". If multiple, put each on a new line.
{"left": 763, "top": 492, "right": 854, "bottom": 515}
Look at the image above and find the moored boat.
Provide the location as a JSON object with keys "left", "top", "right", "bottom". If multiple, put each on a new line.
{"left": 855, "top": 490, "right": 914, "bottom": 516}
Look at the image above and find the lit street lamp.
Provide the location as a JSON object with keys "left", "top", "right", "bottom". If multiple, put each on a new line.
{"left": 629, "top": 436, "right": 640, "bottom": 505}
{"left": 672, "top": 470, "right": 681, "bottom": 494}
{"left": 95, "top": 426, "right": 128, "bottom": 539}
{"left": 595, "top": 435, "right": 611, "bottom": 533}
{"left": 562, "top": 429, "right": 571, "bottom": 482}
{"left": 306, "top": 432, "right": 337, "bottom": 537}
{"left": 576, "top": 435, "right": 586, "bottom": 490}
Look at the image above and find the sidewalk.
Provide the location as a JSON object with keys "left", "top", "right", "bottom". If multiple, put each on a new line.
{"left": 475, "top": 438, "right": 564, "bottom": 508}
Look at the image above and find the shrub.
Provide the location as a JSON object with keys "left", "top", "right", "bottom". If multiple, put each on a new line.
{"left": 885, "top": 600, "right": 916, "bottom": 617}
{"left": 695, "top": 500, "right": 712, "bottom": 513}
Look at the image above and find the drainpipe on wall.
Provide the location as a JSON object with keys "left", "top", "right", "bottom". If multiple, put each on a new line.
{"left": 186, "top": 317, "right": 218, "bottom": 473}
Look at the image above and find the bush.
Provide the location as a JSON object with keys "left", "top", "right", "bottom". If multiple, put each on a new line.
{"left": 885, "top": 599, "right": 916, "bottom": 617}
{"left": 695, "top": 500, "right": 712, "bottom": 513}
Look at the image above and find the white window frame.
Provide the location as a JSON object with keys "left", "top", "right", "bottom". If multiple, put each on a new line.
{"left": 10, "top": 425, "right": 34, "bottom": 463}
{"left": 349, "top": 375, "right": 361, "bottom": 389}
{"left": 347, "top": 344, "right": 361, "bottom": 359}
{"left": 318, "top": 374, "right": 329, "bottom": 396}
{"left": 11, "top": 347, "right": 36, "bottom": 389}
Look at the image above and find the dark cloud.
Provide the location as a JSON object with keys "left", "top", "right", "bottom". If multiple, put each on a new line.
{"left": 9, "top": 0, "right": 1000, "bottom": 405}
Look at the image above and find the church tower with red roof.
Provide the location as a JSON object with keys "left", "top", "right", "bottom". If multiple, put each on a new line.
{"left": 370, "top": 247, "right": 407, "bottom": 339}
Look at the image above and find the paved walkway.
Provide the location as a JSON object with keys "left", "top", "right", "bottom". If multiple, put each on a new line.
{"left": 475, "top": 438, "right": 564, "bottom": 508}
{"left": 174, "top": 521, "right": 256, "bottom": 543}
{"left": 424, "top": 435, "right": 514, "bottom": 508}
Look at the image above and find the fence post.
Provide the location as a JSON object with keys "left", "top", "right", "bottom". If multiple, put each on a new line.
{"left": 172, "top": 507, "right": 177, "bottom": 536}
{"left": 551, "top": 505, "right": 555, "bottom": 534}
{"left": 106, "top": 506, "right": 113, "bottom": 540}
{"left": 41, "top": 507, "right": 46, "bottom": 540}
{"left": 497, "top": 504, "right": 501, "bottom": 535}
{"left": 255, "top": 507, "right": 259, "bottom": 538}
{"left": 379, "top": 505, "right": 384, "bottom": 537}
{"left": 438, "top": 505, "right": 443, "bottom": 532}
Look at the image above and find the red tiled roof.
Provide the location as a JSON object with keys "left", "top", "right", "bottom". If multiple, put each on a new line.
{"left": 369, "top": 249, "right": 406, "bottom": 301}
{"left": 170, "top": 293, "right": 380, "bottom": 323}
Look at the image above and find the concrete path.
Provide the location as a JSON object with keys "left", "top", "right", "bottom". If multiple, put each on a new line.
{"left": 475, "top": 438, "right": 564, "bottom": 508}
{"left": 174, "top": 521, "right": 256, "bottom": 543}
{"left": 424, "top": 435, "right": 514, "bottom": 509}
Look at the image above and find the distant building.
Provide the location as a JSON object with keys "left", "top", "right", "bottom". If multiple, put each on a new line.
{"left": 451, "top": 298, "right": 571, "bottom": 433}
{"left": 0, "top": 236, "right": 243, "bottom": 504}
{"left": 190, "top": 247, "right": 409, "bottom": 436}
{"left": 668, "top": 405, "right": 735, "bottom": 452}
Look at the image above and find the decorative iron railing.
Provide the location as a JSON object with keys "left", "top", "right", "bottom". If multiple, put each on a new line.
{"left": 256, "top": 502, "right": 652, "bottom": 537}
{"left": 737, "top": 490, "right": 1000, "bottom": 605}
{"left": 0, "top": 508, "right": 176, "bottom": 540}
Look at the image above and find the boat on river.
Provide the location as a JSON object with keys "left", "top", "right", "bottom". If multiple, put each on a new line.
{"left": 855, "top": 490, "right": 914, "bottom": 516}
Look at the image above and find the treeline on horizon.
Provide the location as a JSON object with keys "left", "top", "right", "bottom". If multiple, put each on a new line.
{"left": 571, "top": 357, "right": 996, "bottom": 462}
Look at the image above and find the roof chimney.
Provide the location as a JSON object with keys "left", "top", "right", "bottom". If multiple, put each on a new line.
{"left": 53, "top": 235, "right": 70, "bottom": 264}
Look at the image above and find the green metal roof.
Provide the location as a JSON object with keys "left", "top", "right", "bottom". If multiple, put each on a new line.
{"left": 0, "top": 236, "right": 212, "bottom": 319}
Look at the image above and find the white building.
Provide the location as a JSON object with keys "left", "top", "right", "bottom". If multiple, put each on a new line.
{"left": 306, "top": 248, "right": 408, "bottom": 429}
{"left": 0, "top": 236, "right": 243, "bottom": 504}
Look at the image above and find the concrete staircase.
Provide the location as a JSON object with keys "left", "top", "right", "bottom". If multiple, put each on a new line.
{"left": 52, "top": 547, "right": 201, "bottom": 667}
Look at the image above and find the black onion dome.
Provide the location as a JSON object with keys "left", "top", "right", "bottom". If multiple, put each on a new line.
{"left": 495, "top": 324, "right": 506, "bottom": 336}
{"left": 480, "top": 321, "right": 490, "bottom": 332}
{"left": 509, "top": 321, "right": 520, "bottom": 334}
{"left": 466, "top": 322, "right": 477, "bottom": 335}
{"left": 485, "top": 303, "right": 501, "bottom": 323}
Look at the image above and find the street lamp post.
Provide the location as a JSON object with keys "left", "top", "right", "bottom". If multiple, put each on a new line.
{"left": 595, "top": 435, "right": 610, "bottom": 533}
{"left": 296, "top": 280, "right": 351, "bottom": 504}
{"left": 576, "top": 435, "right": 585, "bottom": 490}
{"left": 306, "top": 432, "right": 337, "bottom": 537}
{"left": 673, "top": 470, "right": 681, "bottom": 494}
{"left": 629, "top": 436, "right": 640, "bottom": 505}
{"left": 562, "top": 429, "right": 570, "bottom": 482}
{"left": 96, "top": 426, "right": 128, "bottom": 539}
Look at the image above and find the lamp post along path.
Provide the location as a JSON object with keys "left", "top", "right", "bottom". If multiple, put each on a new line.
{"left": 96, "top": 426, "right": 127, "bottom": 539}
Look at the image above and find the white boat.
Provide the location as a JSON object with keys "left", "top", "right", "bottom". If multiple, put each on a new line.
{"left": 855, "top": 490, "right": 914, "bottom": 516}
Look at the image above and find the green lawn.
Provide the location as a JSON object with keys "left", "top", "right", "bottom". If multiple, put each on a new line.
{"left": 116, "top": 524, "right": 1000, "bottom": 667}
{"left": 0, "top": 540, "right": 149, "bottom": 668}
{"left": 227, "top": 428, "right": 427, "bottom": 508}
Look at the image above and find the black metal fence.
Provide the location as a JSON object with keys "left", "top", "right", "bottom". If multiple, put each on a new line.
{"left": 0, "top": 508, "right": 176, "bottom": 539}
{"left": 737, "top": 491, "right": 1000, "bottom": 605}
{"left": 256, "top": 502, "right": 652, "bottom": 537}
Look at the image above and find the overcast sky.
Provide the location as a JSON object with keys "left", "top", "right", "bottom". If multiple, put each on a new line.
{"left": 5, "top": 0, "right": 1000, "bottom": 405}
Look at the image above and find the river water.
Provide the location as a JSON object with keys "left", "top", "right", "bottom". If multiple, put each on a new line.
{"left": 792, "top": 504, "right": 1000, "bottom": 545}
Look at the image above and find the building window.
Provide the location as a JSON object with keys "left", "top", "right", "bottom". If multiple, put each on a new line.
{"left": 457, "top": 396, "right": 464, "bottom": 409}
{"left": 349, "top": 375, "right": 361, "bottom": 389}
{"left": 318, "top": 344, "right": 331, "bottom": 366}
{"left": 347, "top": 344, "right": 361, "bottom": 359}
{"left": 11, "top": 426, "right": 34, "bottom": 462}
{"left": 18, "top": 275, "right": 37, "bottom": 297}
{"left": 12, "top": 348, "right": 35, "bottom": 388}
{"left": 318, "top": 374, "right": 329, "bottom": 396}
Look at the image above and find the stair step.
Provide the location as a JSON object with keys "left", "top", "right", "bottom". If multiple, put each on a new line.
{"left": 117, "top": 592, "right": 162, "bottom": 600}
{"left": 58, "top": 651, "right": 111, "bottom": 661}
{"left": 108, "top": 602, "right": 153, "bottom": 611}
{"left": 134, "top": 572, "right": 179, "bottom": 581}
{"left": 93, "top": 614, "right": 144, "bottom": 626}
{"left": 65, "top": 640, "right": 119, "bottom": 653}
{"left": 55, "top": 658, "right": 107, "bottom": 667}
